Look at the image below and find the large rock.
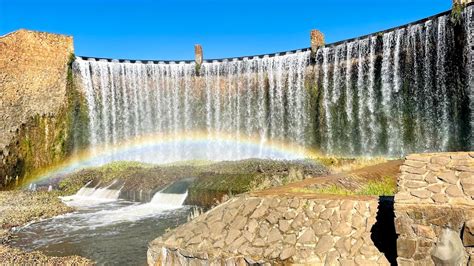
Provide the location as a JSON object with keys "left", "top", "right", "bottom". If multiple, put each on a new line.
{"left": 431, "top": 228, "right": 467, "bottom": 265}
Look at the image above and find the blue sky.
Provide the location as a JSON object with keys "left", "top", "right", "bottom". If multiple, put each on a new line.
{"left": 1, "top": 0, "right": 452, "bottom": 60}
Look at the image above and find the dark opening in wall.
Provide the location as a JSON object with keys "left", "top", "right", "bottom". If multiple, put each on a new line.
{"left": 371, "top": 196, "right": 397, "bottom": 265}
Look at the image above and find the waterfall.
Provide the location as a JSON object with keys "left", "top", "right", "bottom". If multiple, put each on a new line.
{"left": 74, "top": 9, "right": 472, "bottom": 158}
{"left": 61, "top": 180, "right": 123, "bottom": 205}
{"left": 149, "top": 191, "right": 188, "bottom": 207}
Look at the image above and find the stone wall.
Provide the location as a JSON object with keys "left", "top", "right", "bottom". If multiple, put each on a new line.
{"left": 147, "top": 194, "right": 389, "bottom": 265}
{"left": 0, "top": 29, "right": 85, "bottom": 186}
{"left": 395, "top": 152, "right": 474, "bottom": 265}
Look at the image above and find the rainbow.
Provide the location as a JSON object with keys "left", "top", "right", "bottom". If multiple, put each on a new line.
{"left": 23, "top": 131, "right": 321, "bottom": 186}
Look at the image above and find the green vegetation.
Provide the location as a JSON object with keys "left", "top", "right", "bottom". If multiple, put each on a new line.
{"left": 293, "top": 176, "right": 397, "bottom": 196}
{"left": 451, "top": 2, "right": 464, "bottom": 25}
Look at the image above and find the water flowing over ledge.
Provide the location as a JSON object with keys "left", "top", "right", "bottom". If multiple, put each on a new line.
{"left": 73, "top": 6, "right": 473, "bottom": 160}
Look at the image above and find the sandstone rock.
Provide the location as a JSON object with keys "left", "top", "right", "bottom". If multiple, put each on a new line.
{"left": 250, "top": 204, "right": 269, "bottom": 219}
{"left": 279, "top": 247, "right": 295, "bottom": 261}
{"left": 314, "top": 235, "right": 333, "bottom": 254}
{"left": 436, "top": 171, "right": 458, "bottom": 184}
{"left": 377, "top": 255, "right": 390, "bottom": 265}
{"left": 450, "top": 154, "right": 472, "bottom": 160}
{"left": 313, "top": 220, "right": 331, "bottom": 235}
{"left": 247, "top": 219, "right": 258, "bottom": 233}
{"left": 405, "top": 180, "right": 428, "bottom": 189}
{"left": 325, "top": 250, "right": 340, "bottom": 265}
{"left": 355, "top": 256, "right": 378, "bottom": 266}
{"left": 243, "top": 231, "right": 254, "bottom": 242}
{"left": 222, "top": 208, "right": 239, "bottom": 224}
{"left": 225, "top": 229, "right": 241, "bottom": 245}
{"left": 431, "top": 193, "right": 448, "bottom": 203}
{"left": 428, "top": 163, "right": 444, "bottom": 172}
{"left": 339, "top": 259, "right": 357, "bottom": 266}
{"left": 284, "top": 210, "right": 297, "bottom": 220}
{"left": 291, "top": 213, "right": 305, "bottom": 229}
{"left": 405, "top": 160, "right": 427, "bottom": 168}
{"left": 352, "top": 214, "right": 365, "bottom": 229}
{"left": 402, "top": 165, "right": 428, "bottom": 175}
{"left": 333, "top": 222, "right": 352, "bottom": 236}
{"left": 412, "top": 224, "right": 436, "bottom": 239}
{"left": 231, "top": 215, "right": 247, "bottom": 230}
{"left": 326, "top": 200, "right": 340, "bottom": 208}
{"left": 411, "top": 190, "right": 432, "bottom": 199}
{"left": 425, "top": 172, "right": 439, "bottom": 184}
{"left": 460, "top": 175, "right": 474, "bottom": 196}
{"left": 265, "top": 212, "right": 279, "bottom": 224}
{"left": 335, "top": 237, "right": 351, "bottom": 256}
{"left": 320, "top": 208, "right": 333, "bottom": 219}
{"left": 431, "top": 156, "right": 451, "bottom": 166}
{"left": 395, "top": 192, "right": 414, "bottom": 202}
{"left": 289, "top": 198, "right": 300, "bottom": 209}
{"left": 283, "top": 234, "right": 297, "bottom": 244}
{"left": 463, "top": 219, "right": 474, "bottom": 247}
{"left": 258, "top": 222, "right": 270, "bottom": 238}
{"left": 446, "top": 185, "right": 464, "bottom": 197}
{"left": 405, "top": 173, "right": 425, "bottom": 181}
{"left": 397, "top": 238, "right": 417, "bottom": 258}
{"left": 227, "top": 236, "right": 247, "bottom": 252}
{"left": 279, "top": 219, "right": 291, "bottom": 233}
{"left": 350, "top": 239, "right": 364, "bottom": 257}
{"left": 241, "top": 198, "right": 261, "bottom": 216}
{"left": 340, "top": 209, "right": 352, "bottom": 223}
{"left": 267, "top": 228, "right": 282, "bottom": 243}
{"left": 431, "top": 228, "right": 466, "bottom": 265}
{"left": 298, "top": 228, "right": 316, "bottom": 244}
{"left": 427, "top": 184, "right": 443, "bottom": 193}
{"left": 213, "top": 239, "right": 225, "bottom": 248}
{"left": 253, "top": 238, "right": 266, "bottom": 247}
{"left": 407, "top": 154, "right": 432, "bottom": 162}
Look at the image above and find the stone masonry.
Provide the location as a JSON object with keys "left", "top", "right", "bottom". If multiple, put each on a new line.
{"left": 147, "top": 194, "right": 389, "bottom": 265}
{"left": 395, "top": 152, "right": 474, "bottom": 265}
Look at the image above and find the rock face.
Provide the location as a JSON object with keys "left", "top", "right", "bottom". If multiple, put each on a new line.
{"left": 0, "top": 29, "right": 86, "bottom": 186}
{"left": 147, "top": 194, "right": 389, "bottom": 265}
{"left": 395, "top": 152, "right": 474, "bottom": 265}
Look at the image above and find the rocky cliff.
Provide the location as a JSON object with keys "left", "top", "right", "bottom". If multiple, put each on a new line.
{"left": 0, "top": 29, "right": 87, "bottom": 187}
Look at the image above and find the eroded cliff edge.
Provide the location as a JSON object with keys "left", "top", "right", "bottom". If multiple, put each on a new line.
{"left": 0, "top": 29, "right": 88, "bottom": 186}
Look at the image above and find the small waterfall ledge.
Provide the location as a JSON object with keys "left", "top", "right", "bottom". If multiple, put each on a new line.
{"left": 74, "top": 5, "right": 473, "bottom": 158}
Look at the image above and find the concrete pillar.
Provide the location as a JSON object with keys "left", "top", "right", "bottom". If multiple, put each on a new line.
{"left": 310, "top": 29, "right": 325, "bottom": 54}
{"left": 194, "top": 44, "right": 203, "bottom": 74}
{"left": 194, "top": 44, "right": 203, "bottom": 66}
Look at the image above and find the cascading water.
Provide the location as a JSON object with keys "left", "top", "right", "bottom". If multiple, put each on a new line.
{"left": 73, "top": 9, "right": 472, "bottom": 159}
{"left": 74, "top": 51, "right": 312, "bottom": 163}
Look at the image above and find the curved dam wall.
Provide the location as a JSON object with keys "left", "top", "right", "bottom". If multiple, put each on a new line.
{"left": 0, "top": 6, "right": 473, "bottom": 185}
{"left": 74, "top": 5, "right": 474, "bottom": 160}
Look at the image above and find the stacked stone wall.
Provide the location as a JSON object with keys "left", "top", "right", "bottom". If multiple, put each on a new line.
{"left": 395, "top": 152, "right": 474, "bottom": 265}
{"left": 148, "top": 194, "right": 389, "bottom": 265}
